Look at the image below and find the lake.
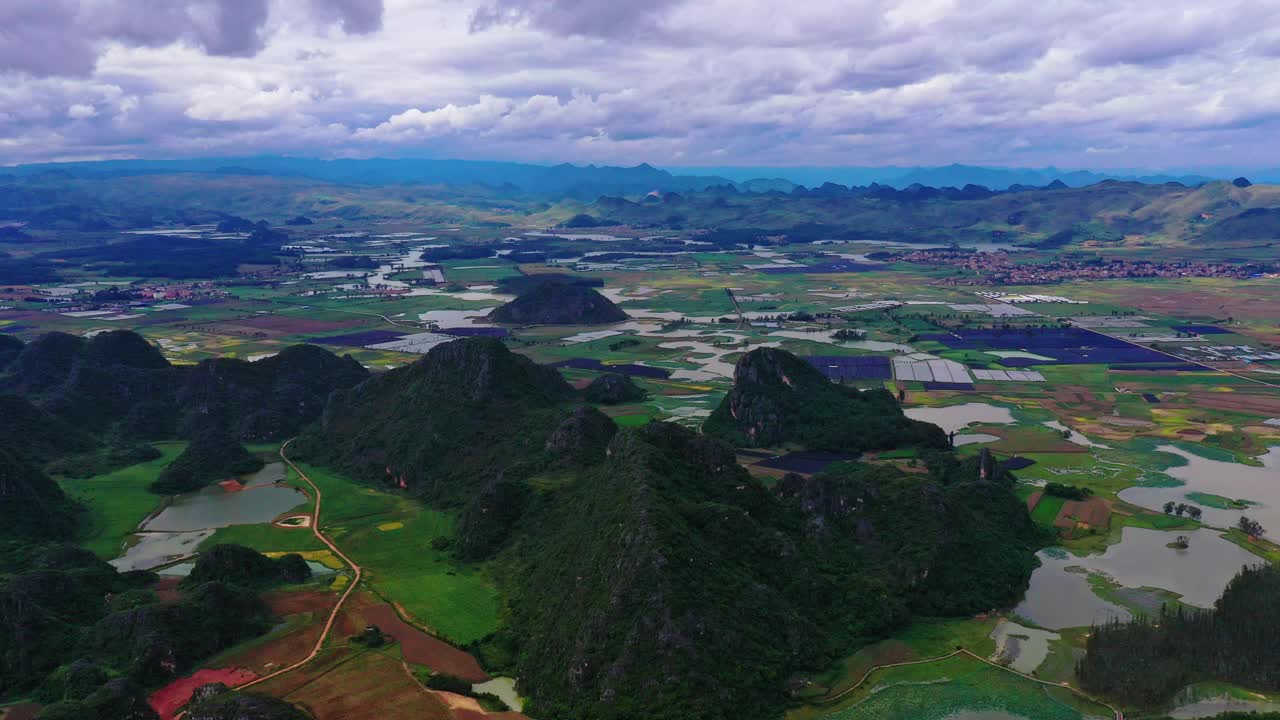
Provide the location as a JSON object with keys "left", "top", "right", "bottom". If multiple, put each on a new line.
{"left": 1119, "top": 445, "right": 1280, "bottom": 531}
{"left": 1014, "top": 527, "right": 1262, "bottom": 629}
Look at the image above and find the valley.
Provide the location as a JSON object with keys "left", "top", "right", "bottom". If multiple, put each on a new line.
{"left": 2, "top": 173, "right": 1280, "bottom": 720}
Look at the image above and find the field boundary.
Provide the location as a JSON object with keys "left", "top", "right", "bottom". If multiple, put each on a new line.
{"left": 817, "top": 646, "right": 1123, "bottom": 720}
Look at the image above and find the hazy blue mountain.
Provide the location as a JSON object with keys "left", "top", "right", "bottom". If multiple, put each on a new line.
{"left": 6, "top": 156, "right": 732, "bottom": 198}
{"left": 668, "top": 163, "right": 1216, "bottom": 190}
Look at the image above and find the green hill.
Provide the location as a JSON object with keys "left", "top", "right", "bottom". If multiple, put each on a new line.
{"left": 305, "top": 337, "right": 573, "bottom": 505}
{"left": 496, "top": 423, "right": 1041, "bottom": 720}
{"left": 703, "top": 347, "right": 948, "bottom": 451}
{"left": 0, "top": 445, "right": 81, "bottom": 542}
{"left": 490, "top": 282, "right": 629, "bottom": 325}
{"left": 0, "top": 331, "right": 367, "bottom": 442}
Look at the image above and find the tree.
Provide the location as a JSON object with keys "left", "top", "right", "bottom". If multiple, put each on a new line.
{"left": 1239, "top": 516, "right": 1266, "bottom": 539}
{"left": 1163, "top": 501, "right": 1176, "bottom": 515}
{"left": 1172, "top": 535, "right": 1190, "bottom": 549}
{"left": 1175, "top": 503, "right": 1187, "bottom": 517}
{"left": 1187, "top": 506, "right": 1202, "bottom": 521}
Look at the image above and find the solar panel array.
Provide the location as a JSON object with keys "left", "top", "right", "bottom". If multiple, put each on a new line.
{"left": 919, "top": 328, "right": 1170, "bottom": 366}
{"left": 805, "top": 355, "right": 893, "bottom": 381}
{"left": 893, "top": 358, "right": 973, "bottom": 383}
{"left": 971, "top": 369, "right": 1046, "bottom": 382}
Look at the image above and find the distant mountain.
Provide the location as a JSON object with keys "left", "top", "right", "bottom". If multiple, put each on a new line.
{"left": 6, "top": 156, "right": 734, "bottom": 198}
{"left": 490, "top": 283, "right": 629, "bottom": 325}
{"left": 667, "top": 163, "right": 1217, "bottom": 190}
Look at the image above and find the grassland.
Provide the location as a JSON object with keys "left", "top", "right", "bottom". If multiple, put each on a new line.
{"left": 57, "top": 442, "right": 185, "bottom": 558}
{"left": 294, "top": 463, "right": 501, "bottom": 645}
{"left": 800, "top": 653, "right": 1113, "bottom": 720}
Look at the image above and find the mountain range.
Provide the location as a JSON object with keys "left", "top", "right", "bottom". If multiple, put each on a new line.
{"left": 6, "top": 156, "right": 1279, "bottom": 196}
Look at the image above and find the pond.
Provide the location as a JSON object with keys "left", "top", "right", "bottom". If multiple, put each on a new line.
{"left": 904, "top": 403, "right": 1017, "bottom": 434}
{"left": 109, "top": 462, "right": 307, "bottom": 572}
{"left": 144, "top": 464, "right": 308, "bottom": 533}
{"left": 1015, "top": 527, "right": 1262, "bottom": 629}
{"left": 988, "top": 619, "right": 1059, "bottom": 674}
{"left": 954, "top": 433, "right": 1001, "bottom": 446}
{"left": 1118, "top": 445, "right": 1280, "bottom": 532}
{"left": 110, "top": 530, "right": 214, "bottom": 573}
{"left": 156, "top": 559, "right": 335, "bottom": 578}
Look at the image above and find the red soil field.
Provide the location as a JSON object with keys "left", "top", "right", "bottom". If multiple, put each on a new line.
{"left": 263, "top": 589, "right": 337, "bottom": 616}
{"left": 153, "top": 577, "right": 183, "bottom": 603}
{"left": 1055, "top": 497, "right": 1112, "bottom": 530}
{"left": 1025, "top": 491, "right": 1043, "bottom": 513}
{"left": 150, "top": 667, "right": 257, "bottom": 720}
{"left": 360, "top": 603, "right": 489, "bottom": 682}
{"left": 0, "top": 703, "right": 42, "bottom": 720}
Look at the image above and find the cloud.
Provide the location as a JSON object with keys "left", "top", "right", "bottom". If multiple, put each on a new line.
{"left": 0, "top": 0, "right": 384, "bottom": 77}
{"left": 4, "top": 0, "right": 1280, "bottom": 168}
{"left": 469, "top": 0, "right": 683, "bottom": 37}
{"left": 67, "top": 103, "right": 98, "bottom": 119}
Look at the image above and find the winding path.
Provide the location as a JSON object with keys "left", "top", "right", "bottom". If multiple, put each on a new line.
{"left": 237, "top": 439, "right": 364, "bottom": 691}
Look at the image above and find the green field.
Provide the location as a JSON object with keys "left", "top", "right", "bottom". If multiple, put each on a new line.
{"left": 58, "top": 442, "right": 185, "bottom": 558}
{"left": 814, "top": 654, "right": 1113, "bottom": 720}
{"left": 1031, "top": 495, "right": 1067, "bottom": 526}
{"left": 294, "top": 462, "right": 501, "bottom": 645}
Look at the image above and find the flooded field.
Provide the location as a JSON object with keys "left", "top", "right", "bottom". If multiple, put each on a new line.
{"left": 1119, "top": 445, "right": 1280, "bottom": 531}
{"left": 1015, "top": 526, "right": 1261, "bottom": 629}
{"left": 904, "top": 403, "right": 1017, "bottom": 434}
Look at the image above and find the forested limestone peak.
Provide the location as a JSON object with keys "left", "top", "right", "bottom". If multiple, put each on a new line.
{"left": 703, "top": 347, "right": 948, "bottom": 451}
{"left": 489, "top": 282, "right": 629, "bottom": 325}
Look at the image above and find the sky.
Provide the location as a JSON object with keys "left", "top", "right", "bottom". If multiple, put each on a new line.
{"left": 2, "top": 0, "right": 1280, "bottom": 169}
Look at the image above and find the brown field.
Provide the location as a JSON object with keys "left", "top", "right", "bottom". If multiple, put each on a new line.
{"left": 359, "top": 603, "right": 489, "bottom": 682}
{"left": 0, "top": 704, "right": 41, "bottom": 720}
{"left": 257, "top": 648, "right": 454, "bottom": 720}
{"left": 214, "top": 621, "right": 326, "bottom": 675}
{"left": 264, "top": 589, "right": 338, "bottom": 616}
{"left": 1054, "top": 497, "right": 1112, "bottom": 530}
{"left": 1184, "top": 392, "right": 1280, "bottom": 416}
{"left": 1026, "top": 491, "right": 1043, "bottom": 513}
{"left": 153, "top": 577, "right": 182, "bottom": 603}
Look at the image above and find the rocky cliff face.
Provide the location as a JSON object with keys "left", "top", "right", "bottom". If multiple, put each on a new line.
{"left": 489, "top": 282, "right": 629, "bottom": 325}
{"left": 703, "top": 347, "right": 947, "bottom": 451}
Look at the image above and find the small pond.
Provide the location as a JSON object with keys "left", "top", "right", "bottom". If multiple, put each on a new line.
{"left": 109, "top": 463, "right": 307, "bottom": 572}
{"left": 905, "top": 403, "right": 1017, "bottom": 434}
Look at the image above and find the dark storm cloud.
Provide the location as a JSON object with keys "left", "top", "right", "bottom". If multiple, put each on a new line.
{"left": 469, "top": 0, "right": 684, "bottom": 37}
{"left": 0, "top": 0, "right": 384, "bottom": 77}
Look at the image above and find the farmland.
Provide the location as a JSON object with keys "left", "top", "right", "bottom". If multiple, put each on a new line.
{"left": 3, "top": 185, "right": 1280, "bottom": 720}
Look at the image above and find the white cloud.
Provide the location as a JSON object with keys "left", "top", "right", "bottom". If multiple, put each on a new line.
{"left": 67, "top": 103, "right": 98, "bottom": 119}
